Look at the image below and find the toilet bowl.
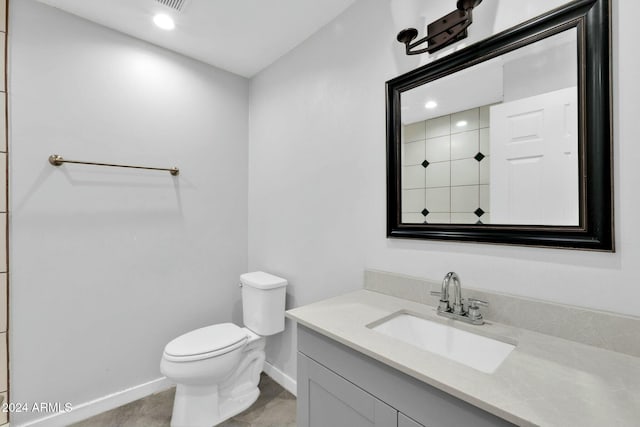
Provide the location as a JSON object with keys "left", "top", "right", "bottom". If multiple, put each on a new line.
{"left": 160, "top": 272, "right": 287, "bottom": 427}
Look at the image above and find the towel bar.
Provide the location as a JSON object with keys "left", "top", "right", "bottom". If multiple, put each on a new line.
{"left": 48, "top": 154, "right": 179, "bottom": 176}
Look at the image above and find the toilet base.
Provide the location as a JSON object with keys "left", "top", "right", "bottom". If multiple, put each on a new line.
{"left": 170, "top": 383, "right": 259, "bottom": 427}
{"left": 167, "top": 334, "right": 266, "bottom": 427}
{"left": 218, "top": 386, "right": 260, "bottom": 424}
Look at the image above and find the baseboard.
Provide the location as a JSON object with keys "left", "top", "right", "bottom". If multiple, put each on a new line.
{"left": 17, "top": 365, "right": 292, "bottom": 426}
{"left": 263, "top": 361, "right": 297, "bottom": 397}
{"left": 15, "top": 377, "right": 174, "bottom": 427}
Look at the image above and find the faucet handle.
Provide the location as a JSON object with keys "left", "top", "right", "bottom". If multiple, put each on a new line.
{"left": 430, "top": 290, "right": 450, "bottom": 312}
{"left": 466, "top": 297, "right": 488, "bottom": 308}
{"left": 466, "top": 298, "right": 488, "bottom": 323}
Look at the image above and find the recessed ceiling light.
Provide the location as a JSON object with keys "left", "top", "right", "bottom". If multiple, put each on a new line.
{"left": 153, "top": 13, "right": 175, "bottom": 30}
{"left": 456, "top": 120, "right": 468, "bottom": 127}
{"left": 424, "top": 101, "right": 438, "bottom": 109}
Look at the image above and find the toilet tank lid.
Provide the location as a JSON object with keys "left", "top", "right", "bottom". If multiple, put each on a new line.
{"left": 240, "top": 271, "right": 288, "bottom": 289}
{"left": 164, "top": 323, "right": 247, "bottom": 358}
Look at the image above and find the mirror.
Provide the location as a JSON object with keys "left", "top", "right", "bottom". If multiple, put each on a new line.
{"left": 401, "top": 29, "right": 578, "bottom": 226}
{"left": 387, "top": 0, "right": 613, "bottom": 250}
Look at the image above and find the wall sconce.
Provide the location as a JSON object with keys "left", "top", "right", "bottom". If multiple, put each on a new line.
{"left": 396, "top": 0, "right": 483, "bottom": 55}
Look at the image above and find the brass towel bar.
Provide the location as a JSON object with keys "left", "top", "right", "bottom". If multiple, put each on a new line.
{"left": 48, "top": 154, "right": 179, "bottom": 176}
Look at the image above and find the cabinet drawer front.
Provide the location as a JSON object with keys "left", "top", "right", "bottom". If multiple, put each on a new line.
{"left": 399, "top": 413, "right": 425, "bottom": 427}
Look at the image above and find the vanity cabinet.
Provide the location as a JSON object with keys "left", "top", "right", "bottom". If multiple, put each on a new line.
{"left": 298, "top": 354, "right": 397, "bottom": 427}
{"left": 297, "top": 325, "right": 516, "bottom": 427}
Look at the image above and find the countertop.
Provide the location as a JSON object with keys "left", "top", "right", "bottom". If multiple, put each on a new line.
{"left": 286, "top": 290, "right": 640, "bottom": 427}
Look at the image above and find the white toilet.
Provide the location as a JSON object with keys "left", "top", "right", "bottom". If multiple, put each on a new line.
{"left": 160, "top": 271, "right": 288, "bottom": 427}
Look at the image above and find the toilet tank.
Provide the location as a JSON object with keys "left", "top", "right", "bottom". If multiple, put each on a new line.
{"left": 240, "top": 272, "right": 288, "bottom": 336}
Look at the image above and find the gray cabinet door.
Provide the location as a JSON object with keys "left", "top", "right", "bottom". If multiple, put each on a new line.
{"left": 298, "top": 352, "right": 398, "bottom": 427}
{"left": 398, "top": 413, "right": 425, "bottom": 427}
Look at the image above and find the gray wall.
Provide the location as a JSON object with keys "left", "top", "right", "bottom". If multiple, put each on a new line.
{"left": 249, "top": 0, "right": 634, "bottom": 384}
{"left": 9, "top": 1, "right": 249, "bottom": 424}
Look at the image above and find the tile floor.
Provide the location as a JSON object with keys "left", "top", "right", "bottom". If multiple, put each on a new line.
{"left": 71, "top": 373, "right": 296, "bottom": 427}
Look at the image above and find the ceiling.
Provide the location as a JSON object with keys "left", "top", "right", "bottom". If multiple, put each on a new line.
{"left": 401, "top": 57, "right": 504, "bottom": 125}
{"left": 37, "top": 0, "right": 358, "bottom": 77}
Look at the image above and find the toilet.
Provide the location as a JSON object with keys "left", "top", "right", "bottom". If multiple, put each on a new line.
{"left": 160, "top": 271, "right": 288, "bottom": 427}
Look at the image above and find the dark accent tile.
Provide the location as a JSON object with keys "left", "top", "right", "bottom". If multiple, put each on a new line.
{"left": 476, "top": 220, "right": 484, "bottom": 225}
{"left": 474, "top": 208, "right": 485, "bottom": 217}
{"left": 421, "top": 208, "right": 429, "bottom": 216}
{"left": 422, "top": 160, "right": 430, "bottom": 168}
{"left": 474, "top": 152, "right": 485, "bottom": 162}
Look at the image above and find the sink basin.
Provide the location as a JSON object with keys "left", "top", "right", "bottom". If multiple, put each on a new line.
{"left": 369, "top": 312, "right": 515, "bottom": 373}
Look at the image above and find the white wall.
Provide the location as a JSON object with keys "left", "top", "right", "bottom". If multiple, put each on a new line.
{"left": 249, "top": 0, "right": 638, "bottom": 383}
{"left": 9, "top": 1, "right": 249, "bottom": 424}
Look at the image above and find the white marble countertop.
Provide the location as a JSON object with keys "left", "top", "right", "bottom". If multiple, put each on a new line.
{"left": 286, "top": 290, "right": 640, "bottom": 427}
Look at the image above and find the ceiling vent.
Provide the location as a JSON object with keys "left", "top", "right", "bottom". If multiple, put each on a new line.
{"left": 154, "top": 0, "right": 190, "bottom": 13}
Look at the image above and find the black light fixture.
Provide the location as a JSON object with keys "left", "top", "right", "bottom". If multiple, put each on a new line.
{"left": 396, "top": 0, "right": 483, "bottom": 55}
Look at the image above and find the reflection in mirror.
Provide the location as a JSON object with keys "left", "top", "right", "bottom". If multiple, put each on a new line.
{"left": 400, "top": 28, "right": 578, "bottom": 226}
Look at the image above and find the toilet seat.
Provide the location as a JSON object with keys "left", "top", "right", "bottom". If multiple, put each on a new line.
{"left": 163, "top": 323, "right": 248, "bottom": 362}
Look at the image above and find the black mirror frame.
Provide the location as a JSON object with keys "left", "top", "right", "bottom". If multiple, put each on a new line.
{"left": 386, "top": 0, "right": 613, "bottom": 251}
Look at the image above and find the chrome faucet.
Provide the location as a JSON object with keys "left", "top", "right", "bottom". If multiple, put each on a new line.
{"left": 431, "top": 272, "right": 488, "bottom": 325}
